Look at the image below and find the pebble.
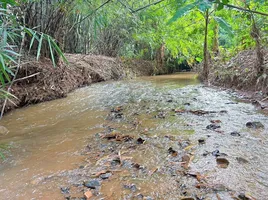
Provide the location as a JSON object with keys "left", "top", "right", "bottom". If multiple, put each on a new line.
{"left": 206, "top": 124, "right": 221, "bottom": 130}
{"left": 230, "top": 131, "right": 241, "bottom": 136}
{"left": 246, "top": 121, "right": 264, "bottom": 129}
{"left": 84, "top": 180, "right": 101, "bottom": 189}
{"left": 100, "top": 173, "right": 112, "bottom": 180}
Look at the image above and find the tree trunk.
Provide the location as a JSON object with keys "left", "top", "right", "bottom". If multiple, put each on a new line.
{"left": 156, "top": 43, "right": 165, "bottom": 69}
{"left": 251, "top": 20, "right": 264, "bottom": 75}
{"left": 212, "top": 23, "right": 219, "bottom": 57}
{"left": 203, "top": 9, "right": 209, "bottom": 81}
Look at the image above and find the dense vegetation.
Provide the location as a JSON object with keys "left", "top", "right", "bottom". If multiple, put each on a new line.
{"left": 0, "top": 0, "right": 267, "bottom": 115}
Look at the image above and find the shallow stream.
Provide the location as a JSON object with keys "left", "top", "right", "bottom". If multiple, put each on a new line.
{"left": 0, "top": 73, "right": 267, "bottom": 200}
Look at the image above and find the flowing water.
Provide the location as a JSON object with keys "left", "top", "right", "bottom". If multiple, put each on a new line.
{"left": 0, "top": 73, "right": 267, "bottom": 200}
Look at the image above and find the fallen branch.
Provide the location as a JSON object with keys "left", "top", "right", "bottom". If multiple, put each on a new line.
{"left": 13, "top": 72, "right": 40, "bottom": 83}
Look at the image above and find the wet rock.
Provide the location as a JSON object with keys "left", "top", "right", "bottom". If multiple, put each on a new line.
{"left": 238, "top": 193, "right": 256, "bottom": 200}
{"left": 216, "top": 157, "right": 229, "bottom": 168}
{"left": 84, "top": 180, "right": 101, "bottom": 189}
{"left": 123, "top": 184, "right": 137, "bottom": 192}
{"left": 0, "top": 126, "right": 9, "bottom": 135}
{"left": 111, "top": 157, "right": 121, "bottom": 166}
{"left": 167, "top": 99, "right": 173, "bottom": 103}
{"left": 184, "top": 103, "right": 191, "bottom": 106}
{"left": 100, "top": 173, "right": 112, "bottom": 179}
{"left": 198, "top": 138, "right": 205, "bottom": 145}
{"left": 136, "top": 193, "right": 144, "bottom": 199}
{"left": 202, "top": 151, "right": 210, "bottom": 156}
{"left": 168, "top": 147, "right": 178, "bottom": 157}
{"left": 137, "top": 137, "right": 145, "bottom": 144}
{"left": 230, "top": 131, "right": 241, "bottom": 136}
{"left": 220, "top": 110, "right": 228, "bottom": 113}
{"left": 246, "top": 121, "right": 264, "bottom": 129}
{"left": 212, "top": 150, "right": 227, "bottom": 157}
{"left": 60, "top": 187, "right": 70, "bottom": 194}
{"left": 206, "top": 124, "right": 221, "bottom": 130}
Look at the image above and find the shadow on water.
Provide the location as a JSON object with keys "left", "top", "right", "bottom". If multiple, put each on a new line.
{"left": 0, "top": 72, "right": 267, "bottom": 200}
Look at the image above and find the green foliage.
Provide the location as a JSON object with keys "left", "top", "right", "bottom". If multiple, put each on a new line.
{"left": 0, "top": 1, "right": 68, "bottom": 97}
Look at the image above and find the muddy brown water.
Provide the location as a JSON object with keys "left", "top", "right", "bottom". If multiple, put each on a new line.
{"left": 0, "top": 73, "right": 268, "bottom": 200}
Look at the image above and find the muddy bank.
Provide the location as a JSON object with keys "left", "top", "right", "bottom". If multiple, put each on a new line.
{"left": 207, "top": 49, "right": 268, "bottom": 113}
{"left": 1, "top": 54, "right": 158, "bottom": 113}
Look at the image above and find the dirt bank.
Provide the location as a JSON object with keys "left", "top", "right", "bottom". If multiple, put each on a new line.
{"left": 1, "top": 54, "right": 158, "bottom": 114}
{"left": 208, "top": 49, "right": 268, "bottom": 113}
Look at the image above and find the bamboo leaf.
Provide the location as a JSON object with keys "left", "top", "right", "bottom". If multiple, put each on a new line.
{"left": 168, "top": 1, "right": 198, "bottom": 24}
{"left": 214, "top": 16, "right": 234, "bottom": 36}
{"left": 36, "top": 33, "right": 43, "bottom": 61}
{"left": 47, "top": 35, "right": 56, "bottom": 67}
{"left": 50, "top": 38, "right": 68, "bottom": 64}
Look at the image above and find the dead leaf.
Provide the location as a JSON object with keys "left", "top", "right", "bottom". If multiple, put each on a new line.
{"left": 211, "top": 120, "right": 222, "bottom": 123}
{"left": 149, "top": 167, "right": 158, "bottom": 176}
{"left": 84, "top": 190, "right": 93, "bottom": 199}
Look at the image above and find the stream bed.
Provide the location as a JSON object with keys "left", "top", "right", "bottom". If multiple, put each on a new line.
{"left": 0, "top": 73, "right": 267, "bottom": 200}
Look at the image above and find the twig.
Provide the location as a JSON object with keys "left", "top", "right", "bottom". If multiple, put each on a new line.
{"left": 261, "top": 96, "right": 268, "bottom": 102}
{"left": 13, "top": 72, "right": 40, "bottom": 83}
{"left": 132, "top": 0, "right": 166, "bottom": 13}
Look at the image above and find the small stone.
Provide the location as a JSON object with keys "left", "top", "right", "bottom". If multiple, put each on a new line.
{"left": 246, "top": 121, "right": 264, "bottom": 129}
{"left": 206, "top": 124, "right": 221, "bottom": 130}
{"left": 123, "top": 184, "right": 137, "bottom": 192}
{"left": 84, "top": 190, "right": 93, "bottom": 199}
{"left": 84, "top": 180, "right": 101, "bottom": 189}
{"left": 100, "top": 173, "right": 112, "bottom": 180}
{"left": 238, "top": 193, "right": 255, "bottom": 200}
{"left": 212, "top": 150, "right": 227, "bottom": 157}
{"left": 198, "top": 138, "right": 205, "bottom": 144}
{"left": 184, "top": 103, "right": 190, "bottom": 106}
{"left": 230, "top": 131, "right": 241, "bottom": 136}
{"left": 60, "top": 187, "right": 70, "bottom": 194}
{"left": 216, "top": 157, "right": 229, "bottom": 168}
{"left": 137, "top": 138, "right": 145, "bottom": 144}
{"left": 136, "top": 193, "right": 144, "bottom": 199}
{"left": 167, "top": 99, "right": 173, "bottom": 103}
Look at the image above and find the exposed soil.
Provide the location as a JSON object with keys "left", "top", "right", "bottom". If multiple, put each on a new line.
{"left": 1, "top": 54, "right": 158, "bottom": 113}
{"left": 208, "top": 49, "right": 268, "bottom": 114}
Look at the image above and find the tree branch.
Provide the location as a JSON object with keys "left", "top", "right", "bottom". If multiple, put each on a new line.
{"left": 224, "top": 3, "right": 268, "bottom": 17}
{"left": 132, "top": 0, "right": 166, "bottom": 13}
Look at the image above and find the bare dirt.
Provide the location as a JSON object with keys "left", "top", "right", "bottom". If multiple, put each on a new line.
{"left": 1, "top": 54, "right": 158, "bottom": 113}
{"left": 208, "top": 49, "right": 268, "bottom": 114}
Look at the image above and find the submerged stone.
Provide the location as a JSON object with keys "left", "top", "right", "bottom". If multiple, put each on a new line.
{"left": 216, "top": 157, "right": 229, "bottom": 168}
{"left": 246, "top": 121, "right": 264, "bottom": 129}
{"left": 206, "top": 124, "right": 221, "bottom": 130}
{"left": 84, "top": 180, "right": 101, "bottom": 189}
{"left": 230, "top": 131, "right": 241, "bottom": 136}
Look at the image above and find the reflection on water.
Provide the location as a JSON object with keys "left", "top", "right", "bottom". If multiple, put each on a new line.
{"left": 0, "top": 73, "right": 267, "bottom": 199}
